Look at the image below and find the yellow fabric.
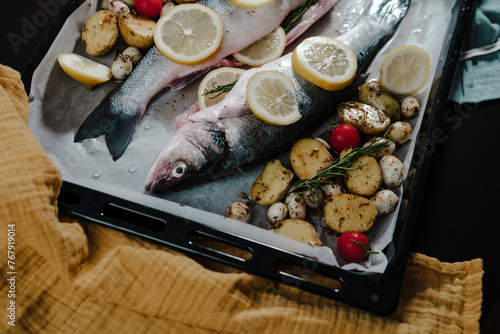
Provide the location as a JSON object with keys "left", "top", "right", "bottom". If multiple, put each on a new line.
{"left": 0, "top": 63, "right": 483, "bottom": 333}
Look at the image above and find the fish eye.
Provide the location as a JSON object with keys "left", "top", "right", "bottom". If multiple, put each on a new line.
{"left": 172, "top": 161, "right": 188, "bottom": 178}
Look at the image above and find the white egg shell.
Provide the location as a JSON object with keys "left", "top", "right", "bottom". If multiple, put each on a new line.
{"left": 379, "top": 155, "right": 405, "bottom": 187}
{"left": 267, "top": 202, "right": 288, "bottom": 224}
{"left": 226, "top": 202, "right": 251, "bottom": 223}
{"left": 385, "top": 121, "right": 413, "bottom": 145}
{"left": 284, "top": 193, "right": 306, "bottom": 219}
{"left": 401, "top": 96, "right": 420, "bottom": 118}
{"left": 363, "top": 137, "right": 396, "bottom": 159}
{"left": 370, "top": 189, "right": 399, "bottom": 215}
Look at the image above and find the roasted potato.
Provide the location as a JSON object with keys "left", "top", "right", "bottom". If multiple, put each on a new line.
{"left": 324, "top": 194, "right": 378, "bottom": 233}
{"left": 344, "top": 155, "right": 382, "bottom": 197}
{"left": 338, "top": 102, "right": 391, "bottom": 135}
{"left": 250, "top": 160, "right": 294, "bottom": 205}
{"left": 82, "top": 10, "right": 119, "bottom": 56}
{"left": 358, "top": 80, "right": 401, "bottom": 121}
{"left": 290, "top": 138, "right": 334, "bottom": 179}
{"left": 274, "top": 219, "right": 322, "bottom": 247}
{"left": 119, "top": 10, "right": 156, "bottom": 49}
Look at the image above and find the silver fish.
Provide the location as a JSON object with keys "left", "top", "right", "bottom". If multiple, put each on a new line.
{"left": 144, "top": 0, "right": 410, "bottom": 193}
{"left": 74, "top": 0, "right": 338, "bottom": 161}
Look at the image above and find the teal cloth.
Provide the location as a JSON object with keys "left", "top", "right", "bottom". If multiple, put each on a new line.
{"left": 450, "top": 0, "right": 500, "bottom": 104}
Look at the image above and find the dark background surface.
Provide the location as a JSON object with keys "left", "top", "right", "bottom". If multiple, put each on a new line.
{"left": 1, "top": 0, "right": 499, "bottom": 331}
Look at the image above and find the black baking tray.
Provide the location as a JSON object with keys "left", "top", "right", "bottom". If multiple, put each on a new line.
{"left": 25, "top": 0, "right": 475, "bottom": 315}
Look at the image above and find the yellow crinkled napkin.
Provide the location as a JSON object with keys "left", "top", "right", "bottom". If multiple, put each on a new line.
{"left": 0, "top": 64, "right": 483, "bottom": 333}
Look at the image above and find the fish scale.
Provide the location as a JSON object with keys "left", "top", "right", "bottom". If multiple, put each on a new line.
{"left": 145, "top": 0, "right": 410, "bottom": 193}
{"left": 74, "top": 0, "right": 336, "bottom": 161}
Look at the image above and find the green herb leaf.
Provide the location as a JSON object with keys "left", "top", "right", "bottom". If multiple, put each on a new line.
{"left": 281, "top": 0, "right": 318, "bottom": 33}
{"left": 288, "top": 137, "right": 393, "bottom": 196}
{"left": 202, "top": 80, "right": 237, "bottom": 99}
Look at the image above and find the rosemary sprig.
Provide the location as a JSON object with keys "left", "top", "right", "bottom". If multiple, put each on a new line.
{"left": 281, "top": 0, "right": 318, "bottom": 33}
{"left": 202, "top": 80, "right": 237, "bottom": 99}
{"left": 288, "top": 137, "right": 393, "bottom": 197}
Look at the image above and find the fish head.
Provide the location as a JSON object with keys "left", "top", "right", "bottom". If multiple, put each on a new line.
{"left": 144, "top": 123, "right": 228, "bottom": 193}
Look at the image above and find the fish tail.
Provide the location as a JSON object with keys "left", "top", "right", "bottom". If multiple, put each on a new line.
{"left": 74, "top": 96, "right": 141, "bottom": 161}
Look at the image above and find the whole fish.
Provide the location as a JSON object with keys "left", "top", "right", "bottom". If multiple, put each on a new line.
{"left": 74, "top": 0, "right": 338, "bottom": 161}
{"left": 144, "top": 0, "right": 410, "bottom": 193}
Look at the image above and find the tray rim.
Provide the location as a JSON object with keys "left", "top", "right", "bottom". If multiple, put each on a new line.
{"left": 25, "top": 0, "right": 476, "bottom": 315}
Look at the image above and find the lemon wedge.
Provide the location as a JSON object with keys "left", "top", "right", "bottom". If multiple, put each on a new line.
{"left": 154, "top": 4, "right": 224, "bottom": 66}
{"left": 57, "top": 53, "right": 111, "bottom": 90}
{"left": 380, "top": 45, "right": 430, "bottom": 95}
{"left": 198, "top": 67, "right": 246, "bottom": 109}
{"left": 229, "top": 0, "right": 275, "bottom": 8}
{"left": 233, "top": 26, "right": 286, "bottom": 67}
{"left": 246, "top": 70, "right": 301, "bottom": 126}
{"left": 292, "top": 36, "right": 357, "bottom": 91}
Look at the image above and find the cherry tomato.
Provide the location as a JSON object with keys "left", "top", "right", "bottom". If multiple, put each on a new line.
{"left": 329, "top": 123, "right": 360, "bottom": 153}
{"left": 135, "top": 0, "right": 163, "bottom": 19}
{"left": 336, "top": 231, "right": 377, "bottom": 263}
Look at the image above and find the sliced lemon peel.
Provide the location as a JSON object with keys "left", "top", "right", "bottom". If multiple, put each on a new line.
{"left": 57, "top": 53, "right": 111, "bottom": 90}
{"left": 229, "top": 0, "right": 275, "bottom": 8}
{"left": 233, "top": 26, "right": 286, "bottom": 67}
{"left": 154, "top": 4, "right": 224, "bottom": 66}
{"left": 198, "top": 67, "right": 246, "bottom": 109}
{"left": 292, "top": 36, "right": 358, "bottom": 91}
{"left": 246, "top": 70, "right": 301, "bottom": 126}
{"left": 380, "top": 45, "right": 430, "bottom": 95}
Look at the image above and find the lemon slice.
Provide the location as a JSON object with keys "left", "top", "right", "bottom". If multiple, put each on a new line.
{"left": 57, "top": 53, "right": 111, "bottom": 90}
{"left": 154, "top": 4, "right": 224, "bottom": 66}
{"left": 380, "top": 45, "right": 430, "bottom": 95}
{"left": 292, "top": 36, "right": 357, "bottom": 91}
{"left": 233, "top": 26, "right": 286, "bottom": 67}
{"left": 246, "top": 70, "right": 301, "bottom": 125}
{"left": 198, "top": 67, "right": 246, "bottom": 109}
{"left": 229, "top": 0, "right": 274, "bottom": 8}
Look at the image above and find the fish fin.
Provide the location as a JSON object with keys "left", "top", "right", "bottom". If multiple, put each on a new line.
{"left": 74, "top": 96, "right": 141, "bottom": 161}
{"left": 285, "top": 0, "right": 338, "bottom": 45}
{"left": 104, "top": 114, "right": 140, "bottom": 161}
{"left": 175, "top": 102, "right": 200, "bottom": 129}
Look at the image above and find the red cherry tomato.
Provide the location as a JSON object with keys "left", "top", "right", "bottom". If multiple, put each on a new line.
{"left": 336, "top": 231, "right": 377, "bottom": 263}
{"left": 329, "top": 123, "right": 360, "bottom": 153}
{"left": 135, "top": 0, "right": 163, "bottom": 19}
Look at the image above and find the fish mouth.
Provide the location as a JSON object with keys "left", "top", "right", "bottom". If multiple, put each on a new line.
{"left": 144, "top": 162, "right": 173, "bottom": 193}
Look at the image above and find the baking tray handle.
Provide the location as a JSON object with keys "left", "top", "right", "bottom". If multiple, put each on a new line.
{"left": 58, "top": 180, "right": 397, "bottom": 314}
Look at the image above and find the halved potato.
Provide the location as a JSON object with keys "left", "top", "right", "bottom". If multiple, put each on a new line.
{"left": 358, "top": 80, "right": 401, "bottom": 122}
{"left": 344, "top": 155, "right": 382, "bottom": 197}
{"left": 274, "top": 219, "right": 322, "bottom": 247}
{"left": 338, "top": 102, "right": 390, "bottom": 135}
{"left": 82, "top": 10, "right": 119, "bottom": 56}
{"left": 118, "top": 10, "right": 156, "bottom": 49}
{"left": 251, "top": 160, "right": 294, "bottom": 205}
{"left": 324, "top": 194, "right": 378, "bottom": 233}
{"left": 290, "top": 138, "right": 334, "bottom": 179}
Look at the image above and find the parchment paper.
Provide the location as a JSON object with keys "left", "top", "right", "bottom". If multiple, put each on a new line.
{"left": 28, "top": 0, "right": 457, "bottom": 273}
